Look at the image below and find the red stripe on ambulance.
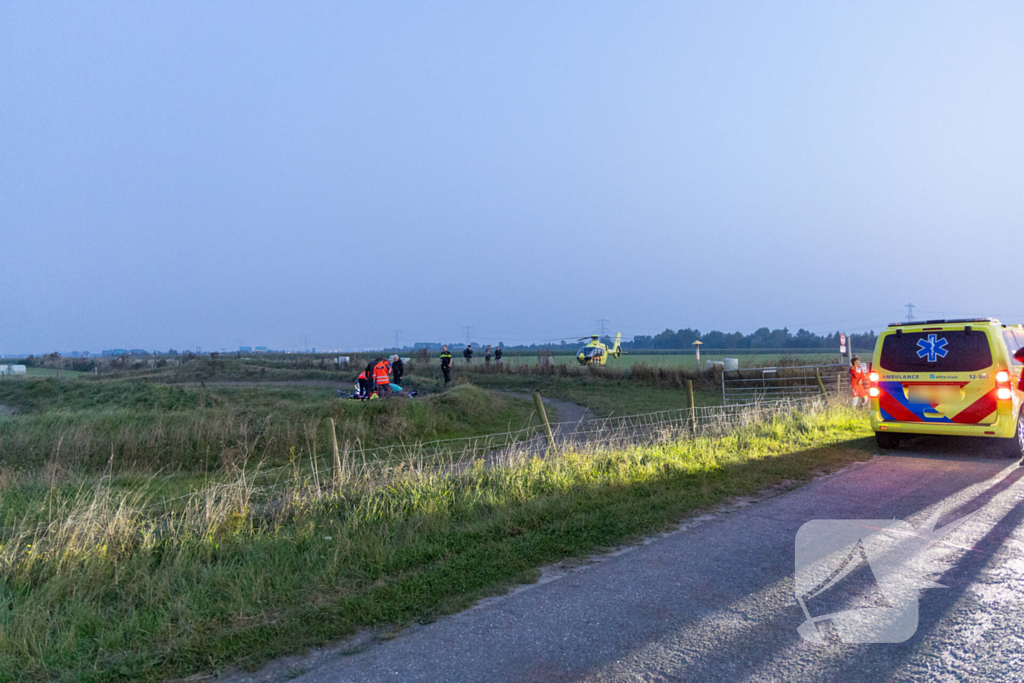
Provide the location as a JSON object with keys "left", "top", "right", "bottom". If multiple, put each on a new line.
{"left": 950, "top": 390, "right": 998, "bottom": 424}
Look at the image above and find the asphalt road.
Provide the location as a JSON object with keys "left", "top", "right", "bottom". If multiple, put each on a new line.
{"left": 256, "top": 437, "right": 1024, "bottom": 683}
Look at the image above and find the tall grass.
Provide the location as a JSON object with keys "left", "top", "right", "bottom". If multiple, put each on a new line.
{"left": 0, "top": 401, "right": 871, "bottom": 682}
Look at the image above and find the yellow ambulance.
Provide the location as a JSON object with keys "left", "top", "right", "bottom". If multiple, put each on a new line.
{"left": 869, "top": 318, "right": 1024, "bottom": 457}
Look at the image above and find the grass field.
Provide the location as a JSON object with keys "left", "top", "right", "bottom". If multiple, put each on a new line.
{"left": 1, "top": 368, "right": 85, "bottom": 379}
{"left": 492, "top": 352, "right": 846, "bottom": 369}
{"left": 0, "top": 402, "right": 872, "bottom": 682}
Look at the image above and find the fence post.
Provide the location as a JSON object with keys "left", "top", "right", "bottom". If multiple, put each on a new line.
{"left": 533, "top": 390, "right": 556, "bottom": 451}
{"left": 720, "top": 368, "right": 726, "bottom": 405}
{"left": 836, "top": 373, "right": 843, "bottom": 397}
{"left": 328, "top": 417, "right": 342, "bottom": 489}
{"left": 814, "top": 367, "right": 827, "bottom": 396}
{"left": 686, "top": 379, "right": 696, "bottom": 437}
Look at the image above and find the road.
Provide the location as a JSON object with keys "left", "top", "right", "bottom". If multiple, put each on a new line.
{"left": 245, "top": 438, "right": 1024, "bottom": 683}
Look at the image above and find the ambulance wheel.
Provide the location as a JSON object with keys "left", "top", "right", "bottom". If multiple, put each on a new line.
{"left": 1000, "top": 410, "right": 1024, "bottom": 459}
{"left": 874, "top": 432, "right": 900, "bottom": 450}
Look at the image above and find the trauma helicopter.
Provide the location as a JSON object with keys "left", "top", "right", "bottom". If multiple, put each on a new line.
{"left": 575, "top": 333, "right": 623, "bottom": 366}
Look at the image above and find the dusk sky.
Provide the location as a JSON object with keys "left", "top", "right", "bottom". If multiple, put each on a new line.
{"left": 2, "top": 2, "right": 1021, "bottom": 353}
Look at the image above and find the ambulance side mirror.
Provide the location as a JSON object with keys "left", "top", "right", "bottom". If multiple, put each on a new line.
{"left": 1015, "top": 348, "right": 1024, "bottom": 363}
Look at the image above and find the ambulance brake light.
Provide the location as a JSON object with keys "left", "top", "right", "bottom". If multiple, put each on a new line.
{"left": 998, "top": 388, "right": 1012, "bottom": 400}
{"left": 996, "top": 371, "right": 1010, "bottom": 383}
{"left": 868, "top": 372, "right": 879, "bottom": 383}
{"left": 868, "top": 387, "right": 880, "bottom": 398}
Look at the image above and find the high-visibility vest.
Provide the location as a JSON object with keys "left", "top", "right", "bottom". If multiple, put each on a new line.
{"left": 373, "top": 362, "right": 391, "bottom": 385}
{"left": 357, "top": 371, "right": 367, "bottom": 381}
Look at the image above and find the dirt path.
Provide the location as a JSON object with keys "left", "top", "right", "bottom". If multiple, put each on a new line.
{"left": 499, "top": 391, "right": 592, "bottom": 438}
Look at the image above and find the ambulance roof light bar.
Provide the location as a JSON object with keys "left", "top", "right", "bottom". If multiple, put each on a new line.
{"left": 887, "top": 318, "right": 998, "bottom": 328}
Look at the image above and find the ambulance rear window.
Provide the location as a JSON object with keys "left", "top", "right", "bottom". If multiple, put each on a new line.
{"left": 879, "top": 330, "right": 993, "bottom": 372}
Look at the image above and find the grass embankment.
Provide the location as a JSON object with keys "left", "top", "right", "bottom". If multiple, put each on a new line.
{"left": 0, "top": 380, "right": 543, "bottom": 472}
{"left": 0, "top": 405, "right": 872, "bottom": 682}
{"left": 0, "top": 381, "right": 548, "bottom": 532}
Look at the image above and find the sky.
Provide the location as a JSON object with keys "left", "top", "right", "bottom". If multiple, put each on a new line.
{"left": 2, "top": 2, "right": 1022, "bottom": 353}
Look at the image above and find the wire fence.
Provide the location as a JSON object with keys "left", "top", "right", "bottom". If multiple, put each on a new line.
{"left": 143, "top": 395, "right": 832, "bottom": 513}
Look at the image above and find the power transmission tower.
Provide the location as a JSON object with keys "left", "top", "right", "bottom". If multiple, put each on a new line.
{"left": 904, "top": 304, "right": 916, "bottom": 323}
{"left": 463, "top": 326, "right": 474, "bottom": 345}
{"left": 393, "top": 330, "right": 402, "bottom": 349}
{"left": 595, "top": 319, "right": 610, "bottom": 337}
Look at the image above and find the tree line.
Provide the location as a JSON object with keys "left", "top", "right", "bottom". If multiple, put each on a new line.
{"left": 627, "top": 327, "right": 877, "bottom": 350}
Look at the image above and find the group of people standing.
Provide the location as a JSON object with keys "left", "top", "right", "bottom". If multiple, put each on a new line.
{"left": 353, "top": 344, "right": 506, "bottom": 395}
{"left": 355, "top": 354, "right": 405, "bottom": 399}
{"left": 439, "top": 344, "right": 502, "bottom": 385}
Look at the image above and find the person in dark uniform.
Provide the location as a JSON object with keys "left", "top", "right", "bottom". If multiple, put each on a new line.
{"left": 440, "top": 345, "right": 452, "bottom": 385}
{"left": 391, "top": 355, "right": 404, "bottom": 385}
{"left": 494, "top": 346, "right": 502, "bottom": 365}
{"left": 485, "top": 345, "right": 492, "bottom": 366}
{"left": 463, "top": 344, "right": 473, "bottom": 364}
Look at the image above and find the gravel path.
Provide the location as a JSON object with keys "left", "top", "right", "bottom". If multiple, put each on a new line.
{"left": 231, "top": 437, "right": 1024, "bottom": 683}
{"left": 498, "top": 391, "right": 592, "bottom": 438}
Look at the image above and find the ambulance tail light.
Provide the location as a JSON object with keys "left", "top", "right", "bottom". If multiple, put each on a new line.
{"left": 868, "top": 370, "right": 880, "bottom": 398}
{"left": 869, "top": 386, "right": 880, "bottom": 398}
{"left": 996, "top": 369, "right": 1012, "bottom": 401}
{"left": 868, "top": 372, "right": 879, "bottom": 383}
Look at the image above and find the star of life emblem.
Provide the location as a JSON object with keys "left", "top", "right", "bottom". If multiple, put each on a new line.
{"left": 916, "top": 334, "right": 948, "bottom": 363}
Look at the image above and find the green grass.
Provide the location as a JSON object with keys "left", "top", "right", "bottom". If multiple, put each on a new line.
{"left": 0, "top": 405, "right": 872, "bottom": 682}
{"left": 25, "top": 368, "right": 85, "bottom": 379}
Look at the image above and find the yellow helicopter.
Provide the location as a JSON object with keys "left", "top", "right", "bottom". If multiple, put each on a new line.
{"left": 576, "top": 333, "right": 623, "bottom": 366}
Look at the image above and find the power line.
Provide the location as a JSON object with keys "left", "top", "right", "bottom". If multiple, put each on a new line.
{"left": 595, "top": 319, "right": 610, "bottom": 337}
{"left": 463, "top": 326, "right": 474, "bottom": 345}
{"left": 904, "top": 303, "right": 916, "bottom": 323}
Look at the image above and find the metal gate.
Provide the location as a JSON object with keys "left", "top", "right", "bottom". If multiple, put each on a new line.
{"left": 721, "top": 363, "right": 849, "bottom": 405}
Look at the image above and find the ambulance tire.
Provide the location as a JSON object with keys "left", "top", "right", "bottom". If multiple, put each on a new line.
{"left": 874, "top": 432, "right": 900, "bottom": 450}
{"left": 1000, "top": 410, "right": 1024, "bottom": 459}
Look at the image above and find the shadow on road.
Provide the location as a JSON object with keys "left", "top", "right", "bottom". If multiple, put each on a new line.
{"left": 572, "top": 448, "right": 1023, "bottom": 682}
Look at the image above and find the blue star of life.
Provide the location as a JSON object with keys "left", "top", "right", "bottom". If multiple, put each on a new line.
{"left": 916, "top": 334, "right": 948, "bottom": 363}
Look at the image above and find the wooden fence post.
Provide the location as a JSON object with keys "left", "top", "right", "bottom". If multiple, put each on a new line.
{"left": 328, "top": 417, "right": 342, "bottom": 489}
{"left": 814, "top": 367, "right": 827, "bottom": 396}
{"left": 686, "top": 379, "right": 696, "bottom": 437}
{"left": 533, "top": 390, "right": 555, "bottom": 452}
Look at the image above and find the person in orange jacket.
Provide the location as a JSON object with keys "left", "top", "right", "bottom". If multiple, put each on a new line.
{"left": 849, "top": 356, "right": 869, "bottom": 408}
{"left": 355, "top": 370, "right": 371, "bottom": 399}
{"left": 372, "top": 357, "right": 392, "bottom": 398}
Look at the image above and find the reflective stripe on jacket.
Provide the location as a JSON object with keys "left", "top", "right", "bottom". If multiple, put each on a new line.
{"left": 373, "top": 361, "right": 391, "bottom": 385}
